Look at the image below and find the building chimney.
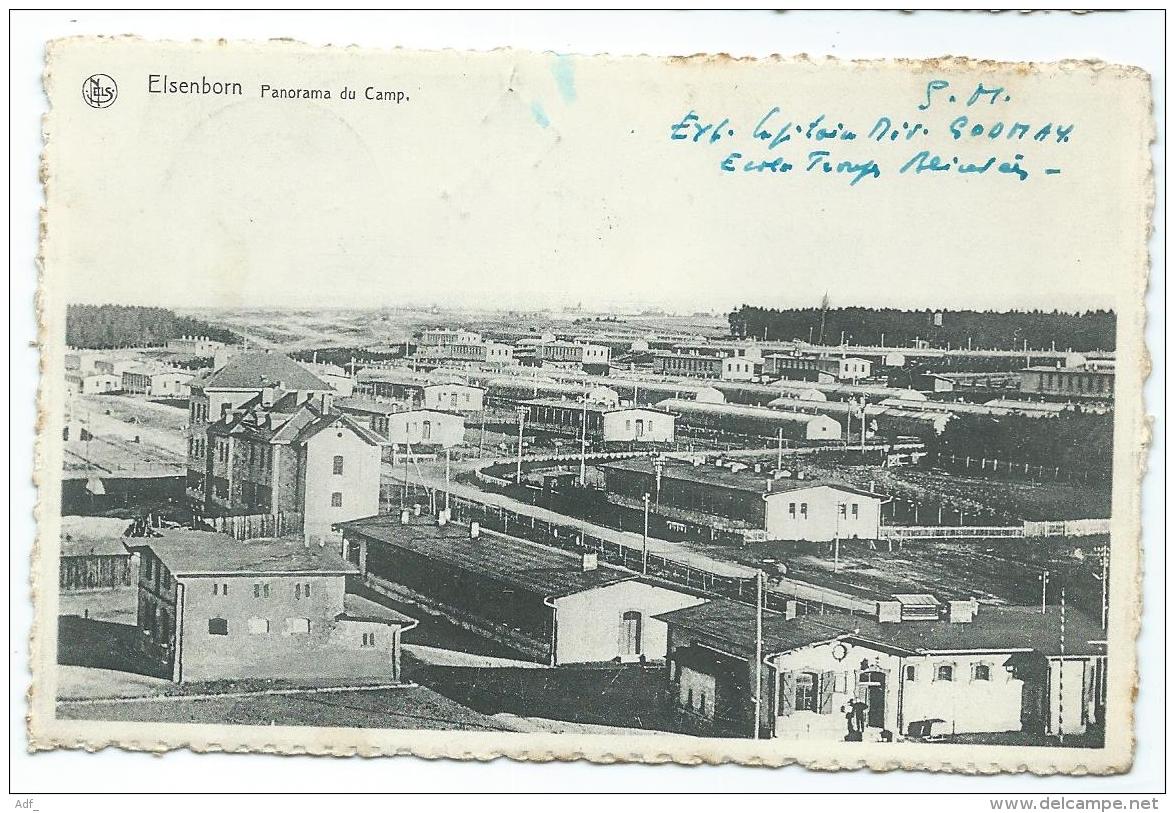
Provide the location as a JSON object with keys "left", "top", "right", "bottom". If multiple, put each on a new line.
{"left": 765, "top": 478, "right": 772, "bottom": 493}
{"left": 400, "top": 509, "right": 410, "bottom": 525}
{"left": 581, "top": 552, "right": 598, "bottom": 572}
{"left": 413, "top": 504, "right": 422, "bottom": 517}
{"left": 470, "top": 521, "right": 480, "bottom": 539}
{"left": 784, "top": 600, "right": 798, "bottom": 621}
{"left": 437, "top": 511, "right": 448, "bottom": 527}
{"left": 261, "top": 386, "right": 276, "bottom": 407}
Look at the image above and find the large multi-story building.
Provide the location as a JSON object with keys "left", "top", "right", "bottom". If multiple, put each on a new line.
{"left": 186, "top": 351, "right": 383, "bottom": 542}
{"left": 412, "top": 328, "right": 515, "bottom": 369}
{"left": 125, "top": 530, "right": 417, "bottom": 683}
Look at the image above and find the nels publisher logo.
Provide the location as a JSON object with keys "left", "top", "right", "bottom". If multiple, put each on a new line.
{"left": 82, "top": 74, "right": 117, "bottom": 108}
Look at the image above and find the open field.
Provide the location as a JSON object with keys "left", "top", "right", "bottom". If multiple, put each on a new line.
{"left": 181, "top": 306, "right": 730, "bottom": 353}
{"left": 63, "top": 396, "right": 186, "bottom": 479}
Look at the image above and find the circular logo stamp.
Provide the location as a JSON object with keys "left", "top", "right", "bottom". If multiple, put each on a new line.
{"left": 82, "top": 74, "right": 118, "bottom": 108}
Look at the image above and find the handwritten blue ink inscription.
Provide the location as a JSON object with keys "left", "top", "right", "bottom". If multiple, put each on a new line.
{"left": 669, "top": 80, "right": 1075, "bottom": 185}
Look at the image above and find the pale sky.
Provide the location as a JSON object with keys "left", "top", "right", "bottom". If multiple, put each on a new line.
{"left": 44, "top": 40, "right": 1149, "bottom": 315}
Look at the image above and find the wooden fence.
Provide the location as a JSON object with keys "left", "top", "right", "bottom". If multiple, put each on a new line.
{"left": 203, "top": 512, "right": 303, "bottom": 540}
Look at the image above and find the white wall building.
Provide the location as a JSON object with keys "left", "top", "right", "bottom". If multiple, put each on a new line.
{"left": 764, "top": 483, "right": 884, "bottom": 542}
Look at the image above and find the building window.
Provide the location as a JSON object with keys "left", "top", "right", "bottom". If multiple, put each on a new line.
{"left": 333, "top": 455, "right": 344, "bottom": 475}
{"left": 248, "top": 617, "right": 270, "bottom": 634}
{"left": 331, "top": 492, "right": 343, "bottom": 508}
{"left": 839, "top": 504, "right": 847, "bottom": 517}
{"left": 905, "top": 665, "right": 917, "bottom": 682}
{"left": 422, "top": 420, "right": 432, "bottom": 441}
{"left": 294, "top": 582, "right": 312, "bottom": 599}
{"left": 208, "top": 618, "right": 228, "bottom": 636}
{"left": 788, "top": 502, "right": 796, "bottom": 517}
{"left": 795, "top": 671, "right": 818, "bottom": 712}
{"left": 935, "top": 664, "right": 955, "bottom": 682}
{"left": 285, "top": 617, "right": 311, "bottom": 634}
{"left": 211, "top": 582, "right": 218, "bottom": 596}
{"left": 361, "top": 632, "right": 376, "bottom": 648}
{"left": 253, "top": 582, "right": 270, "bottom": 599}
{"left": 800, "top": 503, "right": 808, "bottom": 518}
{"left": 972, "top": 663, "right": 992, "bottom": 681}
{"left": 851, "top": 503, "right": 859, "bottom": 517}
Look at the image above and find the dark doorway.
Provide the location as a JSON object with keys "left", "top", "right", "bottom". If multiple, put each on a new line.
{"left": 858, "top": 670, "right": 887, "bottom": 728}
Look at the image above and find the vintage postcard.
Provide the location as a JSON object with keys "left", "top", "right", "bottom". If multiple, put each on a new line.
{"left": 29, "top": 36, "right": 1152, "bottom": 773}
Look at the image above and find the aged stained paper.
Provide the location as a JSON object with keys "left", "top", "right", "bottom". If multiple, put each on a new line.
{"left": 31, "top": 37, "right": 1151, "bottom": 773}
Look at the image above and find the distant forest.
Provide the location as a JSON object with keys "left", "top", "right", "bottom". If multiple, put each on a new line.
{"left": 728, "top": 306, "right": 1116, "bottom": 352}
{"left": 66, "top": 305, "right": 240, "bottom": 349}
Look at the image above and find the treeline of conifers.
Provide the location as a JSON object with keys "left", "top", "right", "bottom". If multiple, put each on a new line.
{"left": 65, "top": 305, "right": 240, "bottom": 349}
{"left": 728, "top": 306, "right": 1116, "bottom": 351}
{"left": 925, "top": 412, "right": 1114, "bottom": 482}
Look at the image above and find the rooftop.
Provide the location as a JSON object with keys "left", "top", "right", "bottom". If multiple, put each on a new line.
{"left": 655, "top": 599, "right": 1106, "bottom": 659}
{"left": 652, "top": 600, "right": 848, "bottom": 656}
{"left": 522, "top": 398, "right": 670, "bottom": 415}
{"left": 337, "top": 515, "right": 636, "bottom": 598}
{"left": 201, "top": 351, "right": 332, "bottom": 392}
{"left": 336, "top": 397, "right": 410, "bottom": 415}
{"left": 123, "top": 530, "right": 360, "bottom": 577}
{"left": 655, "top": 399, "right": 836, "bottom": 425}
{"left": 1022, "top": 365, "right": 1114, "bottom": 375}
{"left": 338, "top": 593, "right": 418, "bottom": 627}
{"left": 600, "top": 457, "right": 882, "bottom": 499}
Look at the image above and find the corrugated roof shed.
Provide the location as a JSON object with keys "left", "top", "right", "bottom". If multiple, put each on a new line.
{"left": 338, "top": 515, "right": 636, "bottom": 598}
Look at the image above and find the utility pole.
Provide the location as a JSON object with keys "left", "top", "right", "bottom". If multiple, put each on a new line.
{"left": 753, "top": 569, "right": 764, "bottom": 740}
{"left": 1058, "top": 585, "right": 1067, "bottom": 745}
{"left": 642, "top": 493, "right": 650, "bottom": 576}
{"left": 1039, "top": 569, "right": 1050, "bottom": 614}
{"left": 444, "top": 448, "right": 451, "bottom": 515}
{"left": 579, "top": 396, "right": 589, "bottom": 484}
{"left": 515, "top": 406, "right": 527, "bottom": 484}
{"left": 478, "top": 410, "right": 486, "bottom": 460}
{"left": 776, "top": 428, "right": 784, "bottom": 470}
{"left": 1098, "top": 544, "right": 1110, "bottom": 630}
{"left": 858, "top": 398, "right": 867, "bottom": 454}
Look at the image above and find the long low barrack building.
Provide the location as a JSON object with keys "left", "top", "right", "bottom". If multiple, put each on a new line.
{"left": 336, "top": 513, "right": 706, "bottom": 665}
{"left": 655, "top": 398, "right": 841, "bottom": 442}
{"left": 522, "top": 397, "right": 676, "bottom": 446}
{"left": 600, "top": 457, "right": 884, "bottom": 543}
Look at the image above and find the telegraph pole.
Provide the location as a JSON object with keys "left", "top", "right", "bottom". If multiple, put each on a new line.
{"left": 776, "top": 427, "right": 783, "bottom": 470}
{"left": 444, "top": 448, "right": 451, "bottom": 515}
{"left": 579, "top": 396, "right": 589, "bottom": 484}
{"left": 1059, "top": 585, "right": 1067, "bottom": 745}
{"left": 753, "top": 569, "right": 764, "bottom": 740}
{"left": 642, "top": 493, "right": 650, "bottom": 575}
{"left": 1039, "top": 569, "right": 1050, "bottom": 614}
{"left": 1098, "top": 544, "right": 1110, "bottom": 630}
{"left": 515, "top": 406, "right": 527, "bottom": 484}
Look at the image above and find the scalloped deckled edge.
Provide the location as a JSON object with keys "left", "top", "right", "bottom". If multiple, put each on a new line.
{"left": 27, "top": 37, "right": 1154, "bottom": 775}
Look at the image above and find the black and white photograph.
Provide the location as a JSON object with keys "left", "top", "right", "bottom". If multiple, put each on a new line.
{"left": 13, "top": 9, "right": 1164, "bottom": 798}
